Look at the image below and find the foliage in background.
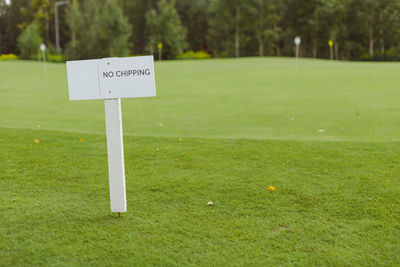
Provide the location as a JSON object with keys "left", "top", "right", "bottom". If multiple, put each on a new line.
{"left": 175, "top": 0, "right": 210, "bottom": 52}
{"left": 177, "top": 51, "right": 211, "bottom": 60}
{"left": 47, "top": 53, "right": 65, "bottom": 62}
{"left": 19, "top": 0, "right": 58, "bottom": 46}
{"left": 98, "top": 0, "right": 131, "bottom": 57}
{"left": 2, "top": 0, "right": 400, "bottom": 60}
{"left": 65, "top": 0, "right": 131, "bottom": 60}
{"left": 0, "top": 53, "right": 18, "bottom": 60}
{"left": 0, "top": 0, "right": 7, "bottom": 53}
{"left": 17, "top": 22, "right": 42, "bottom": 59}
{"left": 146, "top": 0, "right": 187, "bottom": 59}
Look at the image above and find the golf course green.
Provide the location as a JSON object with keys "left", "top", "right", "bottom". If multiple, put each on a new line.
{"left": 1, "top": 58, "right": 399, "bottom": 265}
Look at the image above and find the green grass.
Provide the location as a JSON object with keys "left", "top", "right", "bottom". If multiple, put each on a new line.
{"left": 0, "top": 58, "right": 399, "bottom": 266}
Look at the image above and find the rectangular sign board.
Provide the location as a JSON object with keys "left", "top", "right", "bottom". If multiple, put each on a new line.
{"left": 66, "top": 56, "right": 156, "bottom": 100}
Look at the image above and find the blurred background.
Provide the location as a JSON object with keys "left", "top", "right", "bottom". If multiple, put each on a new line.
{"left": 1, "top": 0, "right": 400, "bottom": 62}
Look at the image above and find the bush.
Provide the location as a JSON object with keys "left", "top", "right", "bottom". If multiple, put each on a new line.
{"left": 0, "top": 54, "right": 19, "bottom": 61}
{"left": 360, "top": 53, "right": 371, "bottom": 60}
{"left": 360, "top": 48, "right": 400, "bottom": 61}
{"left": 177, "top": 50, "right": 211, "bottom": 60}
{"left": 47, "top": 54, "right": 65, "bottom": 63}
{"left": 372, "top": 48, "right": 400, "bottom": 61}
{"left": 17, "top": 23, "right": 43, "bottom": 59}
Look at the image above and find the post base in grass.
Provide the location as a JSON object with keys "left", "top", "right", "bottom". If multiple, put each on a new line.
{"left": 105, "top": 98, "right": 127, "bottom": 213}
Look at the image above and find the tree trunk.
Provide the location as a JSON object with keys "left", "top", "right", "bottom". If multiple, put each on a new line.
{"left": 312, "top": 42, "right": 317, "bottom": 58}
{"left": 379, "top": 12, "right": 384, "bottom": 54}
{"left": 258, "top": 33, "right": 263, "bottom": 57}
{"left": 72, "top": 32, "right": 76, "bottom": 59}
{"left": 235, "top": 6, "right": 240, "bottom": 58}
{"left": 45, "top": 11, "right": 49, "bottom": 44}
{"left": 276, "top": 43, "right": 281, "bottom": 56}
{"left": 334, "top": 41, "right": 339, "bottom": 60}
{"left": 369, "top": 25, "right": 374, "bottom": 58}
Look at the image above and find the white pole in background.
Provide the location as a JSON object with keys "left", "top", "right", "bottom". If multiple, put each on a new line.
{"left": 55, "top": 0, "right": 69, "bottom": 53}
{"left": 104, "top": 98, "right": 126, "bottom": 216}
{"left": 40, "top": 43, "right": 47, "bottom": 75}
{"left": 294, "top": 36, "right": 301, "bottom": 72}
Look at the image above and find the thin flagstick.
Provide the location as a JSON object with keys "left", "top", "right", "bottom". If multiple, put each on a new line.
{"left": 295, "top": 44, "right": 299, "bottom": 72}
{"left": 42, "top": 50, "right": 47, "bottom": 75}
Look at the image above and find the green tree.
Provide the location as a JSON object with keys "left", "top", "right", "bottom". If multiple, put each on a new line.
{"left": 146, "top": 0, "right": 187, "bottom": 59}
{"left": 98, "top": 0, "right": 131, "bottom": 57}
{"left": 17, "top": 22, "right": 43, "bottom": 59}
{"left": 207, "top": 0, "right": 251, "bottom": 57}
{"left": 65, "top": 0, "right": 131, "bottom": 59}
{"left": 4, "top": 0, "right": 29, "bottom": 54}
{"left": 64, "top": 0, "right": 83, "bottom": 59}
{"left": 175, "top": 0, "right": 211, "bottom": 51}
{"left": 360, "top": 0, "right": 400, "bottom": 58}
{"left": 312, "top": 0, "right": 346, "bottom": 59}
{"left": 120, "top": 0, "right": 158, "bottom": 55}
{"left": 0, "top": 0, "right": 7, "bottom": 53}
{"left": 247, "top": 0, "right": 281, "bottom": 57}
{"left": 20, "top": 0, "right": 58, "bottom": 45}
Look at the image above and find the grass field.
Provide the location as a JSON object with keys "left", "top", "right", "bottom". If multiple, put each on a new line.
{"left": 0, "top": 58, "right": 399, "bottom": 265}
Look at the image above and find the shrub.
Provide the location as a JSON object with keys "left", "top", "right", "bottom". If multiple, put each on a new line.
{"left": 360, "top": 53, "right": 371, "bottom": 60}
{"left": 0, "top": 54, "right": 19, "bottom": 61}
{"left": 177, "top": 51, "right": 211, "bottom": 60}
{"left": 47, "top": 54, "right": 65, "bottom": 63}
{"left": 360, "top": 47, "right": 400, "bottom": 61}
{"left": 17, "top": 23, "right": 43, "bottom": 59}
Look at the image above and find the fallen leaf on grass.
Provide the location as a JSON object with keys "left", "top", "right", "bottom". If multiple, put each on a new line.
{"left": 273, "top": 226, "right": 289, "bottom": 233}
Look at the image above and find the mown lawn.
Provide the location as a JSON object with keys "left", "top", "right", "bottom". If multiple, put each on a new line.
{"left": 0, "top": 58, "right": 399, "bottom": 266}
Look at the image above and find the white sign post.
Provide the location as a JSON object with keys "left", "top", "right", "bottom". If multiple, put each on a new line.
{"left": 66, "top": 56, "right": 156, "bottom": 216}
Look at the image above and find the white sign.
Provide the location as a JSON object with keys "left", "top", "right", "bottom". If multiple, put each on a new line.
{"left": 40, "top": 43, "right": 46, "bottom": 52}
{"left": 66, "top": 55, "right": 157, "bottom": 216}
{"left": 66, "top": 56, "right": 156, "bottom": 100}
{"left": 294, "top": 36, "right": 301, "bottom": 45}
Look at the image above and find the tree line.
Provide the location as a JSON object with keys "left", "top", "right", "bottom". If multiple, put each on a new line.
{"left": 1, "top": 0, "right": 400, "bottom": 61}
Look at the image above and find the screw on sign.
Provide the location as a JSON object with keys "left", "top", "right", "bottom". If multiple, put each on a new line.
{"left": 66, "top": 56, "right": 156, "bottom": 218}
